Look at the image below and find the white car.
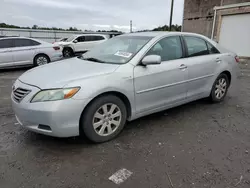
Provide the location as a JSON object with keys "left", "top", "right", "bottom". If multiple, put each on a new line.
{"left": 57, "top": 34, "right": 109, "bottom": 57}
{"left": 0, "top": 37, "right": 62, "bottom": 69}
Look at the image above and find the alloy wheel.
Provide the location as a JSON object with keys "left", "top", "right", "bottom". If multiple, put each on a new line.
{"left": 92, "top": 103, "right": 122, "bottom": 136}
{"left": 36, "top": 56, "right": 48, "bottom": 66}
{"left": 215, "top": 78, "right": 227, "bottom": 100}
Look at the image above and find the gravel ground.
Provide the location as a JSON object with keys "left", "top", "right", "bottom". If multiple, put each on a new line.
{"left": 0, "top": 61, "right": 250, "bottom": 188}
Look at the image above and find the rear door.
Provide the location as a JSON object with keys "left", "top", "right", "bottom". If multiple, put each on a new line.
{"left": 0, "top": 39, "right": 14, "bottom": 68}
{"left": 182, "top": 35, "right": 221, "bottom": 98}
{"left": 84, "top": 35, "right": 106, "bottom": 50}
{"left": 12, "top": 38, "right": 40, "bottom": 66}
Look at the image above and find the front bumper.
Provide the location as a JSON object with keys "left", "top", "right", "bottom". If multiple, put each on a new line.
{"left": 11, "top": 80, "right": 88, "bottom": 137}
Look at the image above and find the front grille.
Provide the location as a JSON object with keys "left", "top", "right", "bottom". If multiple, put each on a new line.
{"left": 13, "top": 88, "right": 31, "bottom": 103}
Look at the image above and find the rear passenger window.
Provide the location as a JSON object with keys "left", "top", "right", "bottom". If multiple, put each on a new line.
{"left": 146, "top": 36, "right": 183, "bottom": 61}
{"left": 85, "top": 36, "right": 94, "bottom": 42}
{"left": 14, "top": 39, "right": 40, "bottom": 47}
{"left": 30, "top": 40, "right": 40, "bottom": 46}
{"left": 0, "top": 39, "right": 13, "bottom": 48}
{"left": 184, "top": 36, "right": 209, "bottom": 57}
{"left": 207, "top": 42, "right": 220, "bottom": 54}
{"left": 94, "top": 36, "right": 105, "bottom": 41}
{"left": 84, "top": 36, "right": 105, "bottom": 42}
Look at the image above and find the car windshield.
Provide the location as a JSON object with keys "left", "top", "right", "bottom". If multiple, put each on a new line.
{"left": 66, "top": 36, "right": 76, "bottom": 42}
{"left": 80, "top": 36, "right": 153, "bottom": 64}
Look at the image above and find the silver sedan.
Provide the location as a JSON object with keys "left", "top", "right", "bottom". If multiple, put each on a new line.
{"left": 0, "top": 37, "right": 62, "bottom": 69}
{"left": 11, "top": 32, "right": 238, "bottom": 143}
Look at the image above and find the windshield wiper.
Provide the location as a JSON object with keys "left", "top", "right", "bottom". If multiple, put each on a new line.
{"left": 83, "top": 57, "right": 106, "bottom": 63}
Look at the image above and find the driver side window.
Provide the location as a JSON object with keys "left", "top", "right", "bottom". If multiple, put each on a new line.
{"left": 146, "top": 36, "right": 183, "bottom": 61}
{"left": 76, "top": 36, "right": 85, "bottom": 43}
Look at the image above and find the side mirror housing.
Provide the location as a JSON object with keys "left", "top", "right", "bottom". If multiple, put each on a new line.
{"left": 73, "top": 40, "right": 78, "bottom": 43}
{"left": 141, "top": 55, "right": 161, "bottom": 66}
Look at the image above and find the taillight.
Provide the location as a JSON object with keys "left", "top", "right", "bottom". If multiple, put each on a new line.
{"left": 235, "top": 56, "right": 240, "bottom": 63}
{"left": 53, "top": 46, "right": 60, "bottom": 50}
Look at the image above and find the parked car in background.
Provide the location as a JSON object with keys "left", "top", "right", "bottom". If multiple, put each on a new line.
{"left": 56, "top": 34, "right": 109, "bottom": 57}
{"left": 52, "top": 37, "right": 68, "bottom": 44}
{"left": 0, "top": 37, "right": 62, "bottom": 69}
{"left": 59, "top": 37, "right": 68, "bottom": 42}
{"left": 11, "top": 32, "right": 238, "bottom": 143}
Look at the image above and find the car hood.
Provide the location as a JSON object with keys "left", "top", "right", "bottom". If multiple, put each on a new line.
{"left": 18, "top": 57, "right": 120, "bottom": 89}
{"left": 53, "top": 41, "right": 71, "bottom": 46}
{"left": 58, "top": 41, "right": 71, "bottom": 46}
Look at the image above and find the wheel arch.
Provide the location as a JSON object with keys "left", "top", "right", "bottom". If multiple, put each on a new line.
{"left": 63, "top": 45, "right": 74, "bottom": 52}
{"left": 220, "top": 70, "right": 231, "bottom": 85}
{"left": 33, "top": 53, "right": 51, "bottom": 64}
{"left": 79, "top": 91, "right": 132, "bottom": 135}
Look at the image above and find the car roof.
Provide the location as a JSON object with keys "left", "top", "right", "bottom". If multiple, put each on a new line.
{"left": 74, "top": 34, "right": 108, "bottom": 37}
{"left": 0, "top": 37, "right": 50, "bottom": 44}
{"left": 121, "top": 31, "right": 207, "bottom": 38}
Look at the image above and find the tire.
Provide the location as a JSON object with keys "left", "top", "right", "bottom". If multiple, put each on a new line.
{"left": 63, "top": 47, "right": 74, "bottom": 58}
{"left": 210, "top": 73, "right": 229, "bottom": 103}
{"left": 80, "top": 95, "right": 127, "bottom": 143}
{"left": 34, "top": 54, "right": 50, "bottom": 66}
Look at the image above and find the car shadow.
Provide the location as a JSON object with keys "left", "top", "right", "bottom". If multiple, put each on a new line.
{"left": 0, "top": 66, "right": 30, "bottom": 73}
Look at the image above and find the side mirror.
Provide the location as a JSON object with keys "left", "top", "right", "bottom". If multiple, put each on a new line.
{"left": 141, "top": 55, "right": 161, "bottom": 66}
{"left": 73, "top": 40, "right": 78, "bottom": 43}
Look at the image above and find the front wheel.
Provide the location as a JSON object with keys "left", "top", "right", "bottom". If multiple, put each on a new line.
{"left": 80, "top": 95, "right": 127, "bottom": 143}
{"left": 63, "top": 48, "right": 74, "bottom": 57}
{"left": 210, "top": 73, "right": 229, "bottom": 103}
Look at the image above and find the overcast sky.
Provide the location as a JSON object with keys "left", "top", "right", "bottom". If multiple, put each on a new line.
{"left": 1, "top": 0, "right": 184, "bottom": 32}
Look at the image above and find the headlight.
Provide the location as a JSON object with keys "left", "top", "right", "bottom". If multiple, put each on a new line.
{"left": 31, "top": 87, "right": 80, "bottom": 103}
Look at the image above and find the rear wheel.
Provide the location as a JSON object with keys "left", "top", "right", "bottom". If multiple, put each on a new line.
{"left": 80, "top": 95, "right": 127, "bottom": 143}
{"left": 34, "top": 54, "right": 50, "bottom": 66}
{"left": 210, "top": 73, "right": 229, "bottom": 103}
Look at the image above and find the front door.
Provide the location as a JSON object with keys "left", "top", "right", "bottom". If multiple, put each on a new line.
{"left": 134, "top": 36, "right": 188, "bottom": 114}
{"left": 74, "top": 36, "right": 87, "bottom": 52}
{"left": 0, "top": 39, "right": 14, "bottom": 68}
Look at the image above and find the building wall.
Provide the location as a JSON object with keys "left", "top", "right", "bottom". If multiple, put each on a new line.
{"left": 183, "top": 0, "right": 250, "bottom": 37}
{"left": 183, "top": 0, "right": 221, "bottom": 37}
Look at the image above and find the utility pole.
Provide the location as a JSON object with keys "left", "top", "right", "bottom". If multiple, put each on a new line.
{"left": 169, "top": 0, "right": 174, "bottom": 31}
{"left": 130, "top": 20, "right": 132, "bottom": 33}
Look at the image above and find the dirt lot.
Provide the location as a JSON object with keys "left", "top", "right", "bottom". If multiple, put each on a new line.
{"left": 1, "top": 62, "right": 250, "bottom": 188}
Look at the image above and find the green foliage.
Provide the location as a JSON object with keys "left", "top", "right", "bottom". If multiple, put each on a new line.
{"left": 0, "top": 23, "right": 81, "bottom": 31}
{"left": 0, "top": 23, "right": 182, "bottom": 32}
{"left": 152, "top": 24, "right": 182, "bottom": 31}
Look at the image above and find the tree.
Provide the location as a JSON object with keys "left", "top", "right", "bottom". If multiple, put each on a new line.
{"left": 32, "top": 25, "right": 38, "bottom": 29}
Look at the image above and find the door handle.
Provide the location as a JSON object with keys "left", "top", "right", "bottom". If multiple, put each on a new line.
{"left": 216, "top": 58, "right": 221, "bottom": 63}
{"left": 179, "top": 64, "right": 187, "bottom": 70}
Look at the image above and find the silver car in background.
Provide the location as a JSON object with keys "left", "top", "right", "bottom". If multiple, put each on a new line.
{"left": 0, "top": 37, "right": 62, "bottom": 68}
{"left": 11, "top": 32, "right": 238, "bottom": 143}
